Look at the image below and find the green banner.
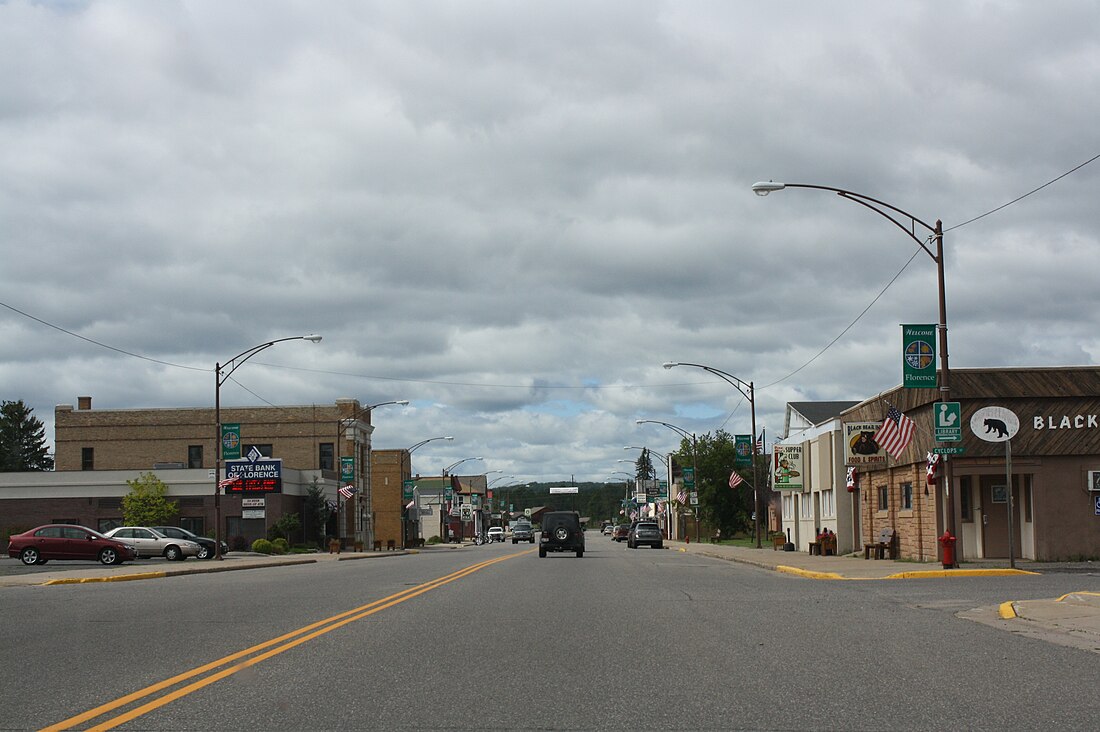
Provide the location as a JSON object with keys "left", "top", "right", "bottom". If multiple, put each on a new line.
{"left": 735, "top": 435, "right": 752, "bottom": 466}
{"left": 403, "top": 480, "right": 415, "bottom": 500}
{"left": 221, "top": 423, "right": 241, "bottom": 460}
{"left": 340, "top": 456, "right": 355, "bottom": 483}
{"left": 902, "top": 324, "right": 937, "bottom": 388}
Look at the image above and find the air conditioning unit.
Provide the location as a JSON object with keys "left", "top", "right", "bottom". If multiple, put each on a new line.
{"left": 1088, "top": 471, "right": 1100, "bottom": 491}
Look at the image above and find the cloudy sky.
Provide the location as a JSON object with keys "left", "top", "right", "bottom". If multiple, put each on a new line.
{"left": 3, "top": 0, "right": 1098, "bottom": 484}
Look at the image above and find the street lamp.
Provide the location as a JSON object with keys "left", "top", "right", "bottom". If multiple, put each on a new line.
{"left": 442, "top": 456, "right": 483, "bottom": 542}
{"left": 400, "top": 436, "right": 453, "bottom": 548}
{"left": 336, "top": 400, "right": 409, "bottom": 550}
{"left": 751, "top": 181, "right": 955, "bottom": 557}
{"left": 636, "top": 418, "right": 698, "bottom": 542}
{"left": 214, "top": 334, "right": 322, "bottom": 560}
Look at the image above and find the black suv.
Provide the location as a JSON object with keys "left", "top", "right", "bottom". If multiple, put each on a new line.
{"left": 512, "top": 522, "right": 535, "bottom": 544}
{"left": 538, "top": 511, "right": 585, "bottom": 558}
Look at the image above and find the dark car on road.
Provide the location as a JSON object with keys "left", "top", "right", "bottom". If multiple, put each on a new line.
{"left": 612, "top": 524, "right": 630, "bottom": 542}
{"left": 539, "top": 511, "right": 585, "bottom": 558}
{"left": 7, "top": 524, "right": 138, "bottom": 566}
{"left": 511, "top": 522, "right": 535, "bottom": 544}
{"left": 151, "top": 526, "right": 229, "bottom": 560}
{"left": 627, "top": 521, "right": 663, "bottom": 549}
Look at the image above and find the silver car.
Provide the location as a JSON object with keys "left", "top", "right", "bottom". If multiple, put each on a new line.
{"left": 102, "top": 526, "right": 202, "bottom": 561}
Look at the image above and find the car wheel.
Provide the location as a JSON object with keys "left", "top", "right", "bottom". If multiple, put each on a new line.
{"left": 196, "top": 545, "right": 211, "bottom": 560}
{"left": 20, "top": 548, "right": 40, "bottom": 565}
{"left": 655, "top": 543, "right": 663, "bottom": 550}
{"left": 529, "top": 538, "right": 535, "bottom": 544}
{"left": 576, "top": 549, "right": 583, "bottom": 558}
{"left": 164, "top": 545, "right": 183, "bottom": 561}
{"left": 99, "top": 548, "right": 120, "bottom": 565}
{"left": 538, "top": 547, "right": 546, "bottom": 558}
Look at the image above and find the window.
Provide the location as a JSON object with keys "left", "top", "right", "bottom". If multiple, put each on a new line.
{"left": 900, "top": 482, "right": 913, "bottom": 511}
{"left": 960, "top": 476, "right": 972, "bottom": 522}
{"left": 188, "top": 445, "right": 204, "bottom": 469}
{"left": 81, "top": 447, "right": 94, "bottom": 470}
{"left": 1024, "top": 475, "right": 1032, "bottom": 523}
{"left": 98, "top": 518, "right": 123, "bottom": 533}
{"left": 877, "top": 485, "right": 888, "bottom": 512}
{"left": 319, "top": 442, "right": 335, "bottom": 471}
{"left": 180, "top": 517, "right": 204, "bottom": 535}
{"left": 244, "top": 444, "right": 273, "bottom": 458}
{"left": 821, "top": 489, "right": 834, "bottom": 518}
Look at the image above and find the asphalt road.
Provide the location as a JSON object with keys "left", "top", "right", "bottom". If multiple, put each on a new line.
{"left": 3, "top": 541, "right": 1099, "bottom": 730}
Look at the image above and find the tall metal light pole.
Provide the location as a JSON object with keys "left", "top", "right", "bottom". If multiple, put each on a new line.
{"left": 661, "top": 363, "right": 760, "bottom": 547}
{"left": 636, "top": 419, "right": 698, "bottom": 542}
{"left": 442, "top": 456, "right": 482, "bottom": 542}
{"left": 399, "top": 436, "right": 453, "bottom": 548}
{"left": 336, "top": 400, "right": 408, "bottom": 550}
{"left": 751, "top": 181, "right": 955, "bottom": 560}
{"left": 214, "top": 334, "right": 322, "bottom": 559}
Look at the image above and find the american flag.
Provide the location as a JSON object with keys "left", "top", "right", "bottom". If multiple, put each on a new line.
{"left": 218, "top": 476, "right": 241, "bottom": 490}
{"left": 338, "top": 484, "right": 357, "bottom": 499}
{"left": 729, "top": 470, "right": 744, "bottom": 489}
{"left": 756, "top": 432, "right": 764, "bottom": 453}
{"left": 875, "top": 406, "right": 916, "bottom": 460}
{"left": 676, "top": 488, "right": 687, "bottom": 504}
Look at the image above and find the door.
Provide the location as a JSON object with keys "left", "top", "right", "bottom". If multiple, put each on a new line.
{"left": 979, "top": 475, "right": 1020, "bottom": 559}
{"left": 63, "top": 527, "right": 99, "bottom": 560}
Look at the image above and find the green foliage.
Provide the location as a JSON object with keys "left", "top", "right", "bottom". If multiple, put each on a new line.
{"left": 122, "top": 472, "right": 179, "bottom": 526}
{"left": 633, "top": 449, "right": 655, "bottom": 481}
{"left": 671, "top": 430, "right": 764, "bottom": 536}
{"left": 301, "top": 479, "right": 331, "bottom": 548}
{"left": 251, "top": 538, "right": 274, "bottom": 554}
{"left": 271, "top": 537, "right": 289, "bottom": 554}
{"left": 270, "top": 512, "right": 300, "bottom": 543}
{"left": 426, "top": 535, "right": 442, "bottom": 544}
{"left": 0, "top": 400, "right": 54, "bottom": 472}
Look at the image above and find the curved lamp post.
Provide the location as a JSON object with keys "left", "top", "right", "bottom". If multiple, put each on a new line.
{"left": 399, "top": 436, "right": 453, "bottom": 548}
{"left": 661, "top": 363, "right": 760, "bottom": 546}
{"left": 336, "top": 400, "right": 409, "bottom": 549}
{"left": 752, "top": 181, "right": 955, "bottom": 559}
{"left": 214, "top": 334, "right": 322, "bottom": 559}
{"left": 442, "top": 456, "right": 483, "bottom": 542}
{"left": 636, "top": 418, "right": 698, "bottom": 542}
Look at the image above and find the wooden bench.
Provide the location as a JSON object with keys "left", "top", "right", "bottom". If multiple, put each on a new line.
{"left": 771, "top": 533, "right": 786, "bottom": 550}
{"left": 809, "top": 534, "right": 837, "bottom": 556}
{"left": 864, "top": 527, "right": 897, "bottom": 560}
{"left": 386, "top": 539, "right": 396, "bottom": 551}
{"left": 372, "top": 540, "right": 382, "bottom": 551}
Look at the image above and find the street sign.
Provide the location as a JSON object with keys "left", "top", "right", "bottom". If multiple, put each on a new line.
{"left": 971, "top": 406, "right": 1019, "bottom": 443}
{"left": 933, "top": 446, "right": 965, "bottom": 456}
{"left": 934, "top": 402, "right": 962, "bottom": 442}
{"left": 1095, "top": 495, "right": 1100, "bottom": 516}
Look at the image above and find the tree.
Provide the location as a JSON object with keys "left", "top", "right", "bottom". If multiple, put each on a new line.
{"left": 122, "top": 472, "right": 179, "bottom": 526}
{"left": 270, "top": 512, "right": 301, "bottom": 543}
{"left": 672, "top": 430, "right": 754, "bottom": 536}
{"left": 301, "top": 479, "right": 331, "bottom": 548}
{"left": 0, "top": 400, "right": 54, "bottom": 472}
{"left": 633, "top": 449, "right": 655, "bottom": 481}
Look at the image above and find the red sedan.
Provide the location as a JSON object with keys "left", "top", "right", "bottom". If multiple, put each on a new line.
{"left": 7, "top": 524, "right": 139, "bottom": 566}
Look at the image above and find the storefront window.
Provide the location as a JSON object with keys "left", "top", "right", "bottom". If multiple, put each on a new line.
{"left": 877, "top": 485, "right": 888, "bottom": 511}
{"left": 901, "top": 482, "right": 913, "bottom": 511}
{"left": 960, "top": 476, "right": 972, "bottom": 522}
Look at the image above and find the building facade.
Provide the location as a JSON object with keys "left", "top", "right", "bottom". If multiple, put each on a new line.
{"left": 843, "top": 367, "right": 1100, "bottom": 562}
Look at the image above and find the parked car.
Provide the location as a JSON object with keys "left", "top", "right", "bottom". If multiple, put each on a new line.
{"left": 102, "top": 526, "right": 202, "bottom": 561}
{"left": 612, "top": 524, "right": 630, "bottom": 542}
{"left": 150, "top": 526, "right": 228, "bottom": 560}
{"left": 487, "top": 526, "right": 506, "bottom": 543}
{"left": 538, "top": 511, "right": 585, "bottom": 558}
{"left": 7, "top": 524, "right": 138, "bottom": 566}
{"left": 602, "top": 524, "right": 614, "bottom": 535}
{"left": 628, "top": 521, "right": 663, "bottom": 549}
{"left": 511, "top": 522, "right": 535, "bottom": 544}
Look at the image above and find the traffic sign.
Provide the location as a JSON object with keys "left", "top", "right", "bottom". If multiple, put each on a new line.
{"left": 934, "top": 402, "right": 962, "bottom": 442}
{"left": 933, "top": 446, "right": 965, "bottom": 455}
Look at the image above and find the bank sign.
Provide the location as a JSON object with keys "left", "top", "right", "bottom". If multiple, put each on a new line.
{"left": 225, "top": 455, "right": 283, "bottom": 493}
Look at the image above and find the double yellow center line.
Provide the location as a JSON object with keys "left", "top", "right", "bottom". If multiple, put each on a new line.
{"left": 43, "top": 551, "right": 528, "bottom": 731}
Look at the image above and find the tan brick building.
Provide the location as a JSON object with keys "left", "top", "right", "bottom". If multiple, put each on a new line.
{"left": 48, "top": 396, "right": 384, "bottom": 548}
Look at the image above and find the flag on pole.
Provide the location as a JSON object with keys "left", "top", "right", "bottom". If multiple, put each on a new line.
{"left": 756, "top": 431, "right": 764, "bottom": 453}
{"left": 338, "top": 484, "right": 358, "bottom": 499}
{"left": 729, "top": 470, "right": 744, "bottom": 489}
{"left": 846, "top": 467, "right": 857, "bottom": 493}
{"left": 218, "top": 476, "right": 241, "bottom": 491}
{"left": 875, "top": 405, "right": 916, "bottom": 460}
{"left": 926, "top": 452, "right": 942, "bottom": 484}
{"left": 676, "top": 488, "right": 687, "bottom": 504}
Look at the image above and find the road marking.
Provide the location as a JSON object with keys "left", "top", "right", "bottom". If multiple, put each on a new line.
{"left": 41, "top": 551, "right": 531, "bottom": 731}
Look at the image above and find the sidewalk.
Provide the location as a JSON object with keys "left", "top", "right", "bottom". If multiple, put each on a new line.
{"left": 0, "top": 548, "right": 406, "bottom": 588}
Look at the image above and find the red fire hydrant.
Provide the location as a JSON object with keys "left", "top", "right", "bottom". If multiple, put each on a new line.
{"left": 938, "top": 530, "right": 956, "bottom": 569}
